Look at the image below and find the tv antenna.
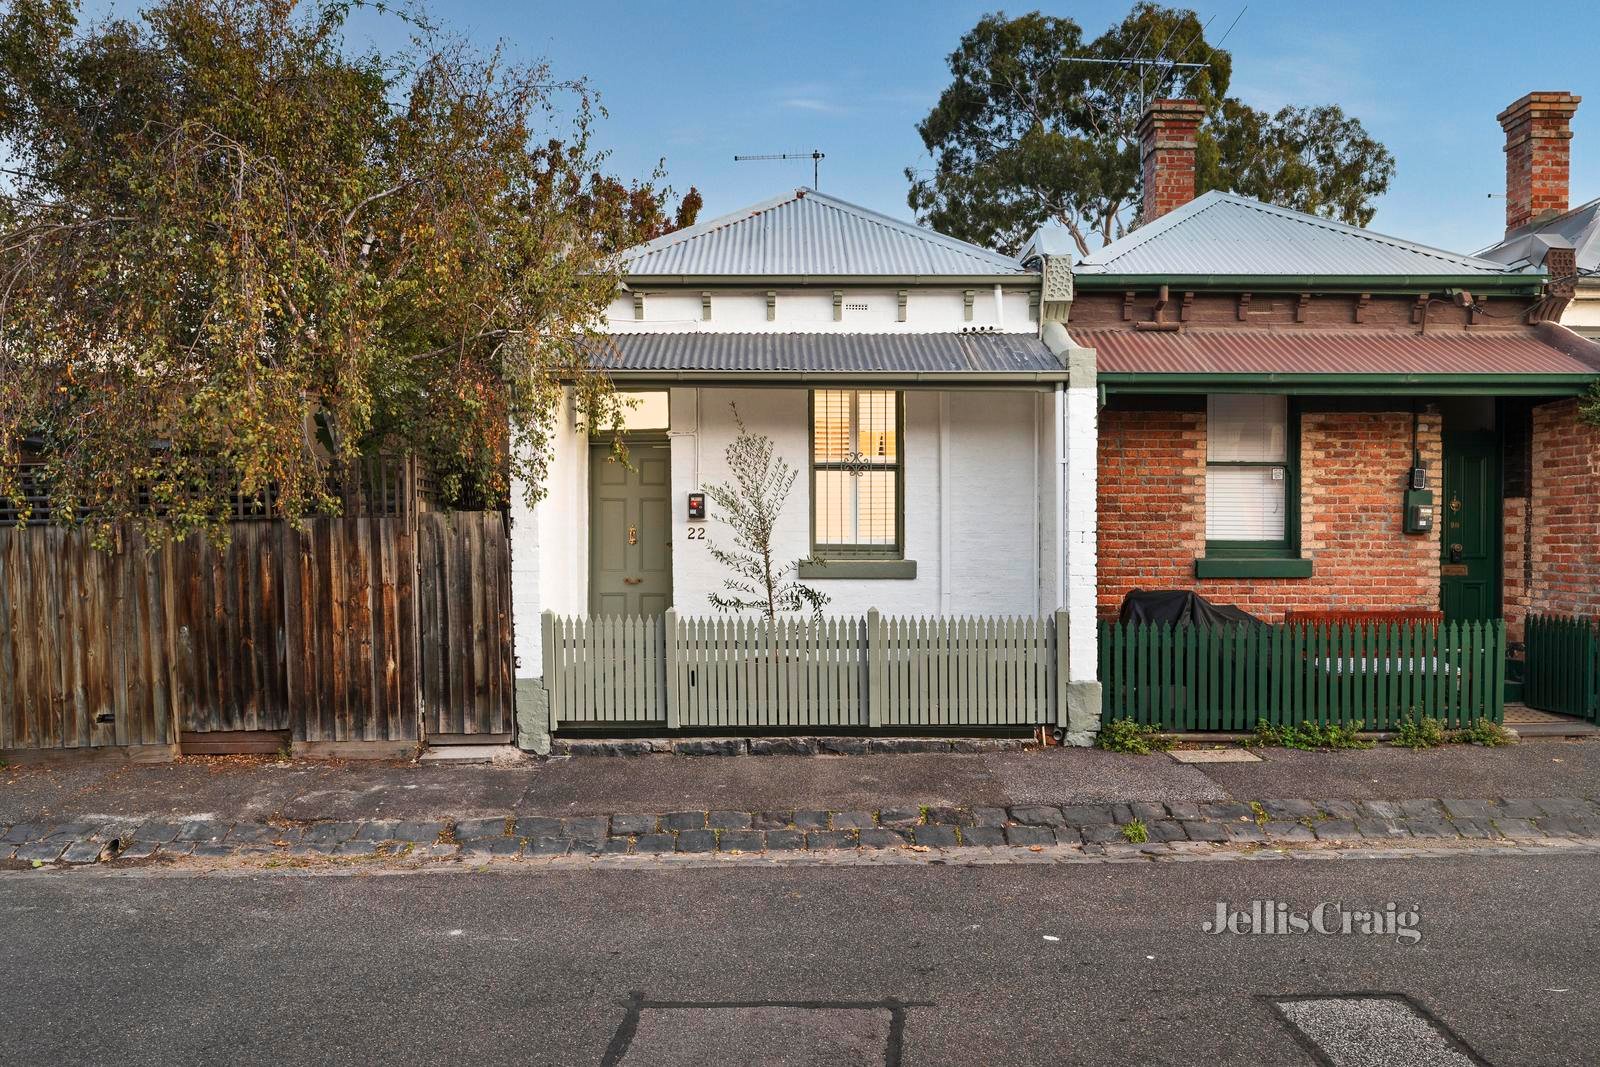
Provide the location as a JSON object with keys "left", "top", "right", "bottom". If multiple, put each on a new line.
{"left": 1067, "top": 57, "right": 1211, "bottom": 112}
{"left": 734, "top": 149, "right": 826, "bottom": 189}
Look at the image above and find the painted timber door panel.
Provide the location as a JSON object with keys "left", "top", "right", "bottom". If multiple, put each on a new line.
{"left": 590, "top": 443, "right": 672, "bottom": 615}
{"left": 1440, "top": 432, "right": 1500, "bottom": 622}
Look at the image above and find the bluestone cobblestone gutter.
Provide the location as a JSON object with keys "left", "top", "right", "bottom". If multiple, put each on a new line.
{"left": 5, "top": 796, "right": 1600, "bottom": 868}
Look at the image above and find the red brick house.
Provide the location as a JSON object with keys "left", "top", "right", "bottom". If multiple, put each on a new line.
{"left": 1074, "top": 97, "right": 1600, "bottom": 645}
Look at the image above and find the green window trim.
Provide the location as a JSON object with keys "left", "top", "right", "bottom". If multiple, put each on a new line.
{"left": 1204, "top": 396, "right": 1301, "bottom": 559}
{"left": 797, "top": 559, "right": 918, "bottom": 580}
{"left": 1195, "top": 557, "right": 1314, "bottom": 579}
{"left": 809, "top": 389, "right": 906, "bottom": 561}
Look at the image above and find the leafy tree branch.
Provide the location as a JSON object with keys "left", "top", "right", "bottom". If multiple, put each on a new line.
{"left": 0, "top": 0, "right": 700, "bottom": 544}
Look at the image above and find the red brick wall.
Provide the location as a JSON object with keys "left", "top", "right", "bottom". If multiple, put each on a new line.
{"left": 1526, "top": 399, "right": 1600, "bottom": 618}
{"left": 1503, "top": 498, "right": 1529, "bottom": 642}
{"left": 1099, "top": 407, "right": 1206, "bottom": 601}
{"left": 1098, "top": 406, "right": 1443, "bottom": 621}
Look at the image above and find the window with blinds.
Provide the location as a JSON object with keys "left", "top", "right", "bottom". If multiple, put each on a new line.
{"left": 812, "top": 389, "right": 901, "bottom": 556}
{"left": 1207, "top": 394, "right": 1292, "bottom": 548}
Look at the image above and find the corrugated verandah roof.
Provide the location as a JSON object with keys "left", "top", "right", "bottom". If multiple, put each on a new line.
{"left": 591, "top": 332, "right": 1063, "bottom": 374}
{"left": 620, "top": 189, "right": 1032, "bottom": 278}
{"left": 1074, "top": 191, "right": 1540, "bottom": 280}
{"left": 1077, "top": 324, "right": 1600, "bottom": 376}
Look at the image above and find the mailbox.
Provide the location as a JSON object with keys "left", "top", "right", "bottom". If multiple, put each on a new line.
{"left": 687, "top": 492, "right": 706, "bottom": 520}
{"left": 1404, "top": 489, "right": 1434, "bottom": 534}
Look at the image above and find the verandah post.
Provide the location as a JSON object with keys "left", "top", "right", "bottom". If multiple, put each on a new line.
{"left": 1055, "top": 609, "right": 1070, "bottom": 729}
{"left": 867, "top": 608, "right": 884, "bottom": 728}
{"left": 664, "top": 608, "right": 681, "bottom": 730}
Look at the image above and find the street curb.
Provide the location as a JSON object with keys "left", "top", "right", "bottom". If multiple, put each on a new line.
{"left": 548, "top": 736, "right": 1035, "bottom": 758}
{"left": 6, "top": 795, "right": 1598, "bottom": 871}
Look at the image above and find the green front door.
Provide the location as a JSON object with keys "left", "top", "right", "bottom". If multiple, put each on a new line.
{"left": 589, "top": 442, "right": 673, "bottom": 615}
{"left": 1440, "top": 431, "right": 1501, "bottom": 622}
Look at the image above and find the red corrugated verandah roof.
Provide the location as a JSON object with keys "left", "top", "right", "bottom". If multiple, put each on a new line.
{"left": 1078, "top": 323, "right": 1600, "bottom": 378}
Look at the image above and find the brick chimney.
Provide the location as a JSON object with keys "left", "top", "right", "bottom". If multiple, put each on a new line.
{"left": 1499, "top": 91, "right": 1580, "bottom": 234}
{"left": 1138, "top": 98, "right": 1205, "bottom": 224}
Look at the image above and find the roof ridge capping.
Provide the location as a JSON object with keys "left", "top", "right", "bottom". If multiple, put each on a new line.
{"left": 622, "top": 189, "right": 808, "bottom": 259}
{"left": 1076, "top": 190, "right": 1536, "bottom": 278}
{"left": 793, "top": 188, "right": 1028, "bottom": 271}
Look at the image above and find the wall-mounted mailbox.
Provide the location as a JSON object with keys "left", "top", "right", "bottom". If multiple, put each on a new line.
{"left": 1404, "top": 489, "right": 1434, "bottom": 534}
{"left": 687, "top": 492, "right": 706, "bottom": 520}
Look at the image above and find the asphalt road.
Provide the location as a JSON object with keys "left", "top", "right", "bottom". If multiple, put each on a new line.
{"left": 3, "top": 851, "right": 1595, "bottom": 1066}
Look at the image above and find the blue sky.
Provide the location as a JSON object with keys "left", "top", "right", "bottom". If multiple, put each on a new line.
{"left": 88, "top": 1, "right": 1600, "bottom": 255}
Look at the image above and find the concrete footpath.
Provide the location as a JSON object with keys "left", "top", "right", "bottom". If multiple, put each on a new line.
{"left": 3, "top": 737, "right": 1597, "bottom": 869}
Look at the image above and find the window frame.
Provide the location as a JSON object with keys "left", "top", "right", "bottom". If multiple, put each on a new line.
{"left": 1204, "top": 395, "right": 1300, "bottom": 560}
{"left": 808, "top": 388, "right": 906, "bottom": 561}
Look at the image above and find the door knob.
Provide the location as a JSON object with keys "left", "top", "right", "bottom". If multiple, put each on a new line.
{"left": 1449, "top": 543, "right": 1463, "bottom": 563}
{"left": 627, "top": 525, "right": 637, "bottom": 545}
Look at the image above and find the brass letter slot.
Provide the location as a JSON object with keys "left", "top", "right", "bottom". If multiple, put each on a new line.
{"left": 623, "top": 577, "right": 642, "bottom": 585}
{"left": 1440, "top": 564, "right": 1469, "bottom": 577}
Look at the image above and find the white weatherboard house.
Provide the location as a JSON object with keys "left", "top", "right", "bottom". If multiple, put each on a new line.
{"left": 509, "top": 189, "right": 1100, "bottom": 751}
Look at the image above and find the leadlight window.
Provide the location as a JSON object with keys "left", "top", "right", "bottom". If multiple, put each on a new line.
{"left": 811, "top": 389, "right": 901, "bottom": 558}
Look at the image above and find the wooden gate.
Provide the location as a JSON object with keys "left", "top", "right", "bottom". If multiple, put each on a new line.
{"left": 1525, "top": 614, "right": 1600, "bottom": 722}
{"left": 416, "top": 511, "right": 514, "bottom": 741}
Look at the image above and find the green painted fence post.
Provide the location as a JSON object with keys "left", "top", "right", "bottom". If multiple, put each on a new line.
{"left": 664, "top": 608, "right": 681, "bottom": 730}
{"left": 867, "top": 608, "right": 884, "bottom": 729}
{"left": 541, "top": 610, "right": 557, "bottom": 730}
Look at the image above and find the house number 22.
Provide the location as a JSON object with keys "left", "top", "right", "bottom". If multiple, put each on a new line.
{"left": 686, "top": 527, "right": 706, "bottom": 540}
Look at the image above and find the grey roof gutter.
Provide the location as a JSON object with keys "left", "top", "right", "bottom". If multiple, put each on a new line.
{"left": 1073, "top": 273, "right": 1544, "bottom": 292}
{"left": 590, "top": 369, "right": 1068, "bottom": 387}
{"left": 622, "top": 273, "right": 1038, "bottom": 287}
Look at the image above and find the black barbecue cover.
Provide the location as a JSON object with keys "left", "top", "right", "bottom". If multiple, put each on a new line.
{"left": 1117, "top": 589, "right": 1262, "bottom": 627}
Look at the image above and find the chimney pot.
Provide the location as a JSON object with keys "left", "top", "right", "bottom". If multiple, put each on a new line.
{"left": 1499, "top": 91, "right": 1580, "bottom": 235}
{"left": 1137, "top": 99, "right": 1206, "bottom": 225}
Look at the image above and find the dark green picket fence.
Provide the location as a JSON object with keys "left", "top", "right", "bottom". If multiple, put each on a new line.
{"left": 1099, "top": 620, "right": 1505, "bottom": 731}
{"left": 1525, "top": 614, "right": 1600, "bottom": 722}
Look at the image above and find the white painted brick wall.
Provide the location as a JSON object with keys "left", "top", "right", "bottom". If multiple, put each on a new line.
{"left": 608, "top": 287, "right": 1036, "bottom": 333}
{"left": 671, "top": 386, "right": 1041, "bottom": 617}
{"left": 1064, "top": 383, "right": 1099, "bottom": 682}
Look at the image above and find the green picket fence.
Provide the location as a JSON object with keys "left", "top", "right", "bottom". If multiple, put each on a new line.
{"left": 542, "top": 609, "right": 1070, "bottom": 732}
{"left": 1098, "top": 620, "right": 1505, "bottom": 731}
{"left": 1524, "top": 614, "right": 1600, "bottom": 722}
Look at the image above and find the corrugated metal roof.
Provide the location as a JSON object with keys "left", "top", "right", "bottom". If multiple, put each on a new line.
{"left": 592, "top": 332, "right": 1063, "bottom": 374}
{"left": 1478, "top": 195, "right": 1600, "bottom": 273}
{"left": 1076, "top": 192, "right": 1537, "bottom": 278}
{"left": 1077, "top": 325, "right": 1600, "bottom": 376}
{"left": 621, "top": 189, "right": 1031, "bottom": 277}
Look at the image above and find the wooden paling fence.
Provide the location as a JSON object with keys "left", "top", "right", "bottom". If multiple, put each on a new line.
{"left": 1098, "top": 619, "right": 1505, "bottom": 731}
{"left": 542, "top": 609, "right": 1069, "bottom": 731}
{"left": 0, "top": 512, "right": 510, "bottom": 753}
{"left": 1525, "top": 614, "right": 1600, "bottom": 722}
